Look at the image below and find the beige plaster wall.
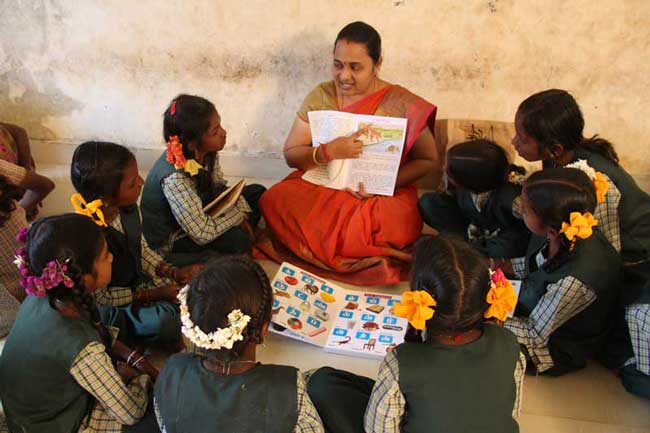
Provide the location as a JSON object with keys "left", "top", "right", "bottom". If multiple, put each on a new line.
{"left": 1, "top": 0, "right": 649, "bottom": 180}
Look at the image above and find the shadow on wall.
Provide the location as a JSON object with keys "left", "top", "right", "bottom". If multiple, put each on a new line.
{"left": 243, "top": 30, "right": 332, "bottom": 156}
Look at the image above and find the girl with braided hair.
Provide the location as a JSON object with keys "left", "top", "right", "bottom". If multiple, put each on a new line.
{"left": 154, "top": 256, "right": 324, "bottom": 433}
{"left": 141, "top": 95, "right": 266, "bottom": 266}
{"left": 0, "top": 214, "right": 160, "bottom": 433}
{"left": 71, "top": 141, "right": 202, "bottom": 346}
{"left": 496, "top": 168, "right": 621, "bottom": 376}
{"left": 308, "top": 235, "right": 524, "bottom": 433}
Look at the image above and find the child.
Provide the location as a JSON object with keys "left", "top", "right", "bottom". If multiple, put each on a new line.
{"left": 308, "top": 236, "right": 525, "bottom": 433}
{"left": 618, "top": 300, "right": 650, "bottom": 399}
{"left": 141, "top": 95, "right": 266, "bottom": 266}
{"left": 0, "top": 214, "right": 160, "bottom": 433}
{"left": 0, "top": 158, "right": 54, "bottom": 301}
{"left": 71, "top": 141, "right": 202, "bottom": 346}
{"left": 0, "top": 175, "right": 20, "bottom": 334}
{"left": 501, "top": 168, "right": 621, "bottom": 375}
{"left": 514, "top": 89, "right": 650, "bottom": 302}
{"left": 418, "top": 139, "right": 530, "bottom": 259}
{"left": 154, "top": 256, "right": 324, "bottom": 433}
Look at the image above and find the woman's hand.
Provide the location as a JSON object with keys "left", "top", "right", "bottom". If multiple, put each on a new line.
{"left": 326, "top": 129, "right": 365, "bottom": 160}
{"left": 346, "top": 182, "right": 375, "bottom": 200}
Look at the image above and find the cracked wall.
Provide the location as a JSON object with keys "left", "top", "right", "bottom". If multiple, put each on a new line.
{"left": 0, "top": 0, "right": 648, "bottom": 176}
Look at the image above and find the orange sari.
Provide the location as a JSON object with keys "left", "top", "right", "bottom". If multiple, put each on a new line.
{"left": 255, "top": 81, "right": 437, "bottom": 285}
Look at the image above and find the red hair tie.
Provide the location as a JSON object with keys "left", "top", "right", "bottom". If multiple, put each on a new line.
{"left": 170, "top": 100, "right": 177, "bottom": 115}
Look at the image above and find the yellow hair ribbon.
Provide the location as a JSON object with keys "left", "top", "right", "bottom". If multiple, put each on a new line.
{"left": 593, "top": 172, "right": 609, "bottom": 204}
{"left": 183, "top": 159, "right": 204, "bottom": 177}
{"left": 484, "top": 269, "right": 517, "bottom": 322}
{"left": 392, "top": 290, "right": 436, "bottom": 330}
{"left": 70, "top": 193, "right": 107, "bottom": 227}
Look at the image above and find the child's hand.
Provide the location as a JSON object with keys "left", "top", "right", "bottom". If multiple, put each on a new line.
{"left": 116, "top": 362, "right": 140, "bottom": 382}
{"left": 174, "top": 264, "right": 204, "bottom": 285}
{"left": 132, "top": 357, "right": 159, "bottom": 382}
{"left": 158, "top": 285, "right": 180, "bottom": 303}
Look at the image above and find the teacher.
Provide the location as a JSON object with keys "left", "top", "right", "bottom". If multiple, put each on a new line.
{"left": 256, "top": 21, "right": 439, "bottom": 285}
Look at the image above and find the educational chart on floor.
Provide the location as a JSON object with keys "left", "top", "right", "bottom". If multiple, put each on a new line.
{"left": 270, "top": 262, "right": 408, "bottom": 359}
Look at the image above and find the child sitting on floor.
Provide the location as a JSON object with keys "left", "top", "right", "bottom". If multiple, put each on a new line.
{"left": 307, "top": 235, "right": 524, "bottom": 433}
{"left": 154, "top": 256, "right": 324, "bottom": 433}
{"left": 418, "top": 138, "right": 530, "bottom": 259}
{"left": 141, "top": 94, "right": 266, "bottom": 266}
{"left": 500, "top": 167, "right": 621, "bottom": 376}
{"left": 0, "top": 214, "right": 159, "bottom": 433}
{"left": 71, "top": 141, "right": 202, "bottom": 346}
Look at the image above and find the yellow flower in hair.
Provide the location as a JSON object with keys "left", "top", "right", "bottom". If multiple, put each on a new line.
{"left": 593, "top": 172, "right": 609, "bottom": 204}
{"left": 183, "top": 159, "right": 204, "bottom": 176}
{"left": 70, "top": 193, "right": 107, "bottom": 227}
{"left": 393, "top": 290, "right": 436, "bottom": 330}
{"left": 560, "top": 212, "right": 598, "bottom": 242}
{"left": 484, "top": 269, "right": 517, "bottom": 322}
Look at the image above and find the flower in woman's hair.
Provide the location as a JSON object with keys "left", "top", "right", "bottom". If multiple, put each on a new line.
{"left": 393, "top": 290, "right": 437, "bottom": 330}
{"left": 560, "top": 212, "right": 598, "bottom": 242}
{"left": 484, "top": 268, "right": 517, "bottom": 322}
{"left": 593, "top": 172, "right": 609, "bottom": 204}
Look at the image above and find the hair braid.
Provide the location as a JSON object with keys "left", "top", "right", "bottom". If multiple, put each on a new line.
{"left": 235, "top": 256, "right": 272, "bottom": 344}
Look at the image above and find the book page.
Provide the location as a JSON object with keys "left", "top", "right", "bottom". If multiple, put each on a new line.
{"left": 269, "top": 263, "right": 347, "bottom": 347}
{"left": 302, "top": 111, "right": 357, "bottom": 190}
{"left": 324, "top": 291, "right": 408, "bottom": 359}
{"left": 301, "top": 111, "right": 407, "bottom": 196}
{"left": 344, "top": 114, "right": 407, "bottom": 196}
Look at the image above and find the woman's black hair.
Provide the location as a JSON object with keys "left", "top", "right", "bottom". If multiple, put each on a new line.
{"left": 523, "top": 167, "right": 597, "bottom": 271}
{"left": 334, "top": 21, "right": 382, "bottom": 64}
{"left": 517, "top": 89, "right": 619, "bottom": 164}
{"left": 163, "top": 94, "right": 220, "bottom": 205}
{"left": 71, "top": 141, "right": 135, "bottom": 201}
{"left": 411, "top": 235, "right": 491, "bottom": 336}
{"left": 185, "top": 255, "right": 272, "bottom": 360}
{"left": 446, "top": 139, "right": 525, "bottom": 193}
{"left": 0, "top": 175, "right": 21, "bottom": 226}
{"left": 24, "top": 213, "right": 112, "bottom": 348}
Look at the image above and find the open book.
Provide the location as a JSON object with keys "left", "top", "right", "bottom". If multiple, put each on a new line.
{"left": 302, "top": 111, "right": 408, "bottom": 197}
{"left": 202, "top": 179, "right": 245, "bottom": 217}
{"left": 270, "top": 262, "right": 408, "bottom": 359}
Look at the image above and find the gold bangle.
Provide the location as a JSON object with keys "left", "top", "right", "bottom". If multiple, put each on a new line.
{"left": 312, "top": 147, "right": 325, "bottom": 166}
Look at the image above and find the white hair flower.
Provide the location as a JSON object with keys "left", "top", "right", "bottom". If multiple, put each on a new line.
{"left": 177, "top": 285, "right": 251, "bottom": 350}
{"left": 566, "top": 159, "right": 597, "bottom": 180}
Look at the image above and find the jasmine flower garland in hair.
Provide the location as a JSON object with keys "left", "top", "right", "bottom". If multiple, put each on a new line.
{"left": 177, "top": 285, "right": 251, "bottom": 350}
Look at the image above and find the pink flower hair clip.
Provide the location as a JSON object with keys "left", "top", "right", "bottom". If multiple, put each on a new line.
{"left": 14, "top": 228, "right": 75, "bottom": 297}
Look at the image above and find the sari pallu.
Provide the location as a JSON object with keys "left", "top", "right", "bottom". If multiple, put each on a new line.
{"left": 255, "top": 82, "right": 437, "bottom": 285}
